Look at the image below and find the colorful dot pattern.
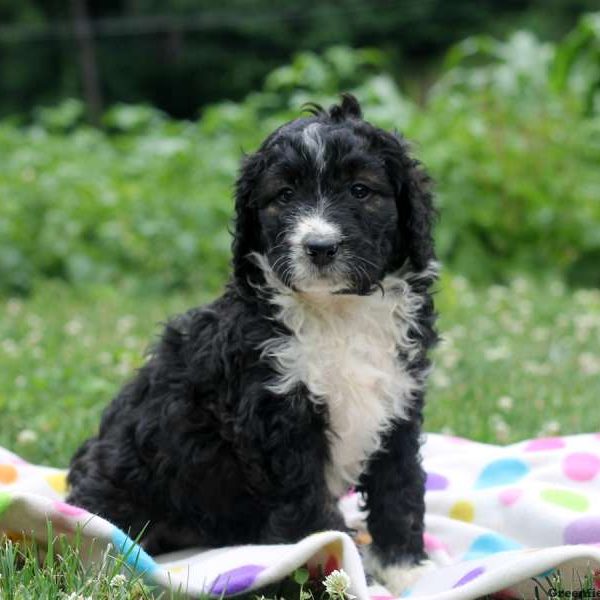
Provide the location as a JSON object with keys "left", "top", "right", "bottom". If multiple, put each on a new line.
{"left": 0, "top": 491, "right": 12, "bottom": 516}
{"left": 421, "top": 433, "right": 600, "bottom": 593}
{"left": 111, "top": 527, "right": 157, "bottom": 575}
{"left": 463, "top": 533, "right": 522, "bottom": 561}
{"left": 209, "top": 564, "right": 266, "bottom": 595}
{"left": 0, "top": 464, "right": 18, "bottom": 485}
{"left": 1, "top": 433, "right": 600, "bottom": 599}
{"left": 474, "top": 458, "right": 530, "bottom": 489}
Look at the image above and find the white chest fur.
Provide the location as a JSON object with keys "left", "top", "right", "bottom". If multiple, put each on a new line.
{"left": 260, "top": 270, "right": 426, "bottom": 497}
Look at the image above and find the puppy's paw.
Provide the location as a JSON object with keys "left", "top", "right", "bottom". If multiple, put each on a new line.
{"left": 363, "top": 548, "right": 434, "bottom": 595}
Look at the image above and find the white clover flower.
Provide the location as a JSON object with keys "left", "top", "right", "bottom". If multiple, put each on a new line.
{"left": 539, "top": 420, "right": 561, "bottom": 436}
{"left": 497, "top": 396, "right": 514, "bottom": 411}
{"left": 64, "top": 319, "right": 84, "bottom": 336}
{"left": 574, "top": 289, "right": 600, "bottom": 306}
{"left": 490, "top": 414, "right": 511, "bottom": 443}
{"left": 532, "top": 327, "right": 550, "bottom": 342}
{"left": 26, "top": 314, "right": 43, "bottom": 329}
{"left": 62, "top": 593, "right": 91, "bottom": 600}
{"left": 110, "top": 573, "right": 127, "bottom": 587}
{"left": 117, "top": 315, "right": 137, "bottom": 334}
{"left": 578, "top": 352, "right": 600, "bottom": 376}
{"left": 116, "top": 357, "right": 134, "bottom": 377}
{"left": 431, "top": 368, "right": 450, "bottom": 389}
{"left": 98, "top": 351, "right": 112, "bottom": 365}
{"left": 511, "top": 276, "right": 530, "bottom": 294}
{"left": 2, "top": 339, "right": 19, "bottom": 356}
{"left": 523, "top": 361, "right": 552, "bottom": 376}
{"left": 451, "top": 275, "right": 469, "bottom": 292}
{"left": 484, "top": 345, "right": 511, "bottom": 362}
{"left": 17, "top": 429, "right": 38, "bottom": 444}
{"left": 324, "top": 569, "right": 355, "bottom": 599}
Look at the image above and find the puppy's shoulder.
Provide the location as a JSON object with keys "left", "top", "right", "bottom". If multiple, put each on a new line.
{"left": 151, "top": 286, "right": 274, "bottom": 369}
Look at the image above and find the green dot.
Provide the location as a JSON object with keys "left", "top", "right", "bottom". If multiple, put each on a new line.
{"left": 0, "top": 491, "right": 12, "bottom": 517}
{"left": 540, "top": 488, "right": 590, "bottom": 512}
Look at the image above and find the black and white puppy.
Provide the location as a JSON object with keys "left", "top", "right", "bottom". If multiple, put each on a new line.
{"left": 67, "top": 94, "right": 438, "bottom": 593}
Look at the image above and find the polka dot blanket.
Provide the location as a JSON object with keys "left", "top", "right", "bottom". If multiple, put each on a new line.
{"left": 2, "top": 433, "right": 600, "bottom": 599}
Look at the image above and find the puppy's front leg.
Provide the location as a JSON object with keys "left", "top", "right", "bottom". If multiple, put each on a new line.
{"left": 257, "top": 428, "right": 348, "bottom": 543}
{"left": 358, "top": 419, "right": 432, "bottom": 595}
{"left": 261, "top": 493, "right": 348, "bottom": 544}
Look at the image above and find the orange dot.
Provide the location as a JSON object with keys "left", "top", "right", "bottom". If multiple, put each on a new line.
{"left": 3, "top": 530, "right": 25, "bottom": 543}
{"left": 0, "top": 464, "right": 18, "bottom": 484}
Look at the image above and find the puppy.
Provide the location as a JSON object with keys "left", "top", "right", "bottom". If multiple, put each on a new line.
{"left": 67, "top": 94, "right": 438, "bottom": 593}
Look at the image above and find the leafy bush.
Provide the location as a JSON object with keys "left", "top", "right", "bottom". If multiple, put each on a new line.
{"left": 0, "top": 15, "right": 599, "bottom": 294}
{"left": 418, "top": 24, "right": 600, "bottom": 283}
{"left": 0, "top": 112, "right": 234, "bottom": 294}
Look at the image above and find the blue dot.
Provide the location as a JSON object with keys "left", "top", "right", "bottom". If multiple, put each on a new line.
{"left": 463, "top": 533, "right": 522, "bottom": 561}
{"left": 537, "top": 568, "right": 556, "bottom": 579}
{"left": 111, "top": 527, "right": 157, "bottom": 575}
{"left": 474, "top": 458, "right": 529, "bottom": 489}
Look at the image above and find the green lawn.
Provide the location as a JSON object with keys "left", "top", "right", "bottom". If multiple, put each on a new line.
{"left": 1, "top": 273, "right": 599, "bottom": 599}
{"left": 1, "top": 272, "right": 599, "bottom": 468}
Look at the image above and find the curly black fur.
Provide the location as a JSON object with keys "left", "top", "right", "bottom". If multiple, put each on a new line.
{"left": 67, "top": 95, "right": 438, "bottom": 577}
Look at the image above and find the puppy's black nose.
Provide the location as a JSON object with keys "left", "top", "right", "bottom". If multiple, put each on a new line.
{"left": 303, "top": 236, "right": 339, "bottom": 267}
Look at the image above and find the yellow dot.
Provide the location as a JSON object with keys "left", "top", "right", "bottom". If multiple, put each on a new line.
{"left": 450, "top": 500, "right": 475, "bottom": 522}
{"left": 0, "top": 464, "right": 18, "bottom": 484}
{"left": 168, "top": 566, "right": 186, "bottom": 574}
{"left": 46, "top": 472, "right": 68, "bottom": 494}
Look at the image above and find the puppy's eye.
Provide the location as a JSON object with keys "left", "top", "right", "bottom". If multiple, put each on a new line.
{"left": 350, "top": 183, "right": 371, "bottom": 199}
{"left": 278, "top": 187, "right": 295, "bottom": 201}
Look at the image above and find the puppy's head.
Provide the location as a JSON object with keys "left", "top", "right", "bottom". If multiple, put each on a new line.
{"left": 232, "top": 94, "right": 435, "bottom": 294}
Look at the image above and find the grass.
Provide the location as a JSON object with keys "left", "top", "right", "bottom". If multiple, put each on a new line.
{"left": 0, "top": 527, "right": 174, "bottom": 600}
{"left": 1, "top": 272, "right": 599, "bottom": 466}
{"left": 1, "top": 272, "right": 600, "bottom": 598}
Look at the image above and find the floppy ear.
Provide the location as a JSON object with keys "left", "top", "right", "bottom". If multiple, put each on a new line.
{"left": 387, "top": 137, "right": 437, "bottom": 273}
{"left": 231, "top": 151, "right": 266, "bottom": 283}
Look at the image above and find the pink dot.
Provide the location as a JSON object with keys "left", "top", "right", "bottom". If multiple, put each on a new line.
{"left": 0, "top": 450, "right": 28, "bottom": 465}
{"left": 447, "top": 436, "right": 470, "bottom": 444}
{"left": 563, "top": 453, "right": 600, "bottom": 482}
{"left": 499, "top": 488, "right": 523, "bottom": 506}
{"left": 525, "top": 437, "right": 565, "bottom": 452}
{"left": 53, "top": 501, "right": 87, "bottom": 518}
{"left": 423, "top": 532, "right": 447, "bottom": 552}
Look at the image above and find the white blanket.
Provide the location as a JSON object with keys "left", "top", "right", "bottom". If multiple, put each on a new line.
{"left": 1, "top": 432, "right": 599, "bottom": 599}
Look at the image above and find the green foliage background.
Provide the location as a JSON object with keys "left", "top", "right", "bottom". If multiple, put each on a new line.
{"left": 1, "top": 0, "right": 597, "bottom": 119}
{"left": 1, "top": 14, "right": 599, "bottom": 295}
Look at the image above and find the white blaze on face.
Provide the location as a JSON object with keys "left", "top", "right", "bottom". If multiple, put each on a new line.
{"left": 288, "top": 211, "right": 343, "bottom": 290}
{"left": 301, "top": 122, "right": 325, "bottom": 170}
{"left": 288, "top": 213, "right": 340, "bottom": 248}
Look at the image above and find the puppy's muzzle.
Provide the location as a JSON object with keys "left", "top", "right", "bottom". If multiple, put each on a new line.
{"left": 303, "top": 235, "right": 340, "bottom": 267}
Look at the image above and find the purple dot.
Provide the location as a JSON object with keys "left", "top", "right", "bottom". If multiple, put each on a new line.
{"left": 210, "top": 565, "right": 265, "bottom": 595}
{"left": 426, "top": 472, "right": 449, "bottom": 491}
{"left": 453, "top": 566, "right": 486, "bottom": 588}
{"left": 564, "top": 517, "right": 600, "bottom": 545}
